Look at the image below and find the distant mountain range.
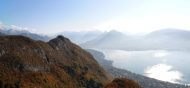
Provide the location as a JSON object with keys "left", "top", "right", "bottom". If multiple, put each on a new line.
{"left": 3, "top": 27, "right": 189, "bottom": 51}
{"left": 58, "top": 31, "right": 102, "bottom": 44}
{"left": 82, "top": 29, "right": 190, "bottom": 51}
{"left": 0, "top": 28, "right": 51, "bottom": 41}
{"left": 86, "top": 49, "right": 189, "bottom": 88}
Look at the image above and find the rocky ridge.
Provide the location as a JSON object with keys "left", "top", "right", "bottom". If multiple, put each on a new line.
{"left": 0, "top": 35, "right": 112, "bottom": 88}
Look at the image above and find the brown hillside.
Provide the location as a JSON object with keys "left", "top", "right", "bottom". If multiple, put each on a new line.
{"left": 0, "top": 35, "right": 112, "bottom": 88}
{"left": 105, "top": 78, "right": 142, "bottom": 88}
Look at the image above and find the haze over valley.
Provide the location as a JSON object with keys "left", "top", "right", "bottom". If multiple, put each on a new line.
{"left": 1, "top": 25, "right": 190, "bottom": 85}
{"left": 1, "top": 0, "right": 190, "bottom": 88}
{"left": 61, "top": 29, "right": 190, "bottom": 85}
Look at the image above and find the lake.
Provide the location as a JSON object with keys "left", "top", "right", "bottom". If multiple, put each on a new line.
{"left": 101, "top": 49, "right": 190, "bottom": 84}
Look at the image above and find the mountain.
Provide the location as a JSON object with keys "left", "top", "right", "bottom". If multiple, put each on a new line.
{"left": 0, "top": 32, "right": 5, "bottom": 36}
{"left": 105, "top": 78, "right": 142, "bottom": 88}
{"left": 0, "top": 35, "right": 112, "bottom": 88}
{"left": 59, "top": 31, "right": 102, "bottom": 44}
{"left": 85, "top": 49, "right": 113, "bottom": 66}
{"left": 86, "top": 49, "right": 189, "bottom": 88}
{"left": 83, "top": 29, "right": 190, "bottom": 51}
{"left": 0, "top": 29, "right": 50, "bottom": 41}
{"left": 82, "top": 30, "right": 129, "bottom": 49}
{"left": 147, "top": 29, "right": 190, "bottom": 39}
{"left": 143, "top": 29, "right": 190, "bottom": 50}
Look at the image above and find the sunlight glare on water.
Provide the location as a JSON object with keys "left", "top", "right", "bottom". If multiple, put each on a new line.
{"left": 144, "top": 64, "right": 183, "bottom": 83}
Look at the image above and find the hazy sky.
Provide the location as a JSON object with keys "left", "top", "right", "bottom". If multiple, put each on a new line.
{"left": 0, "top": 0, "right": 190, "bottom": 34}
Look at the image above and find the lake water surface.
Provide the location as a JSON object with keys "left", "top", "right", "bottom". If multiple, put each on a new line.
{"left": 101, "top": 49, "right": 190, "bottom": 84}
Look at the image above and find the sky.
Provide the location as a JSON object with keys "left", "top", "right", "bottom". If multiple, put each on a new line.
{"left": 0, "top": 0, "right": 190, "bottom": 34}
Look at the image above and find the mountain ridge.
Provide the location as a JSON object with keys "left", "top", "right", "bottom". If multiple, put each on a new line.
{"left": 0, "top": 35, "right": 112, "bottom": 88}
{"left": 82, "top": 29, "right": 190, "bottom": 51}
{"left": 0, "top": 29, "right": 50, "bottom": 41}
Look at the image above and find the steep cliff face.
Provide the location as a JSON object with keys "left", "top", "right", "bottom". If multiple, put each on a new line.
{"left": 0, "top": 35, "right": 112, "bottom": 88}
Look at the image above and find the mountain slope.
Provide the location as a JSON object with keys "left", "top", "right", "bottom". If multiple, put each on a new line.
{"left": 0, "top": 29, "right": 50, "bottom": 41}
{"left": 59, "top": 31, "right": 102, "bottom": 44}
{"left": 143, "top": 29, "right": 190, "bottom": 50}
{"left": 105, "top": 78, "right": 142, "bottom": 88}
{"left": 83, "top": 29, "right": 190, "bottom": 51}
{"left": 86, "top": 49, "right": 189, "bottom": 88}
{"left": 147, "top": 29, "right": 190, "bottom": 39}
{"left": 0, "top": 32, "right": 5, "bottom": 36}
{"left": 0, "top": 35, "right": 112, "bottom": 88}
{"left": 82, "top": 30, "right": 128, "bottom": 49}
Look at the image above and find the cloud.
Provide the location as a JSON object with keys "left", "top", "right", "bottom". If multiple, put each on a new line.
{"left": 144, "top": 64, "right": 183, "bottom": 83}
{"left": 0, "top": 21, "right": 37, "bottom": 33}
{"left": 10, "top": 25, "right": 29, "bottom": 30}
{"left": 9, "top": 25, "right": 38, "bottom": 33}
